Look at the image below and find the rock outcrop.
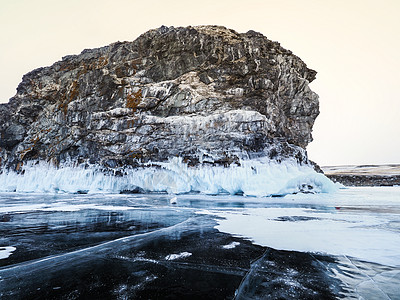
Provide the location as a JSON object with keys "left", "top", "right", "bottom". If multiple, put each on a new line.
{"left": 0, "top": 25, "right": 319, "bottom": 172}
{"left": 323, "top": 165, "right": 400, "bottom": 187}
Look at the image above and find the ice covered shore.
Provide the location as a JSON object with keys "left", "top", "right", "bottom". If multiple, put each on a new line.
{"left": 0, "top": 157, "right": 337, "bottom": 196}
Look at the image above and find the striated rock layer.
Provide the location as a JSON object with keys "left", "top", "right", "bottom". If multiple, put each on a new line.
{"left": 0, "top": 25, "right": 319, "bottom": 175}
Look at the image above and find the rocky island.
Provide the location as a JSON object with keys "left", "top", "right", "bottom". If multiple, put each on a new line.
{"left": 0, "top": 26, "right": 334, "bottom": 195}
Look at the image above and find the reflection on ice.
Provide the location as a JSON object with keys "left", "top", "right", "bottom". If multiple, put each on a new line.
{"left": 0, "top": 202, "right": 142, "bottom": 213}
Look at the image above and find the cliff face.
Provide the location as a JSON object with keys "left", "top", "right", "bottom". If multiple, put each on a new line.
{"left": 0, "top": 26, "right": 319, "bottom": 171}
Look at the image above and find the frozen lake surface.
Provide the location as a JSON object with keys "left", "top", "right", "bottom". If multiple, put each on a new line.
{"left": 0, "top": 187, "right": 399, "bottom": 299}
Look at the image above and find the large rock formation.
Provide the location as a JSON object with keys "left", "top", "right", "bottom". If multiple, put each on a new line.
{"left": 0, "top": 25, "right": 319, "bottom": 172}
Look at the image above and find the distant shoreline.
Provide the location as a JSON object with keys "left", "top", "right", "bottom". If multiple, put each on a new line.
{"left": 322, "top": 165, "right": 400, "bottom": 187}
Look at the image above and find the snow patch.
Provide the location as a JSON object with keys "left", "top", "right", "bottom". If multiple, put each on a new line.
{"left": 205, "top": 188, "right": 400, "bottom": 266}
{"left": 0, "top": 246, "right": 16, "bottom": 259}
{"left": 222, "top": 241, "right": 240, "bottom": 249}
{"left": 165, "top": 252, "right": 192, "bottom": 261}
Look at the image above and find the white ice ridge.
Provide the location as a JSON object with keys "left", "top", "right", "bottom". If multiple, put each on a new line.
{"left": 0, "top": 246, "right": 16, "bottom": 259}
{"left": 0, "top": 157, "right": 338, "bottom": 196}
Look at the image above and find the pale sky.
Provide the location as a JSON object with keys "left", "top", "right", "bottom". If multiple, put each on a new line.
{"left": 0, "top": 0, "right": 399, "bottom": 166}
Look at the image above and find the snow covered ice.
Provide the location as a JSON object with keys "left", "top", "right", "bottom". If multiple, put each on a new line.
{"left": 208, "top": 188, "right": 400, "bottom": 266}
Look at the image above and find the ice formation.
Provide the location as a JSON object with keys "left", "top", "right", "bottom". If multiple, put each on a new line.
{"left": 0, "top": 157, "right": 337, "bottom": 196}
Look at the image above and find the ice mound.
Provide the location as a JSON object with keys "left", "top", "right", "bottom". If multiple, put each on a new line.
{"left": 0, "top": 157, "right": 338, "bottom": 196}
